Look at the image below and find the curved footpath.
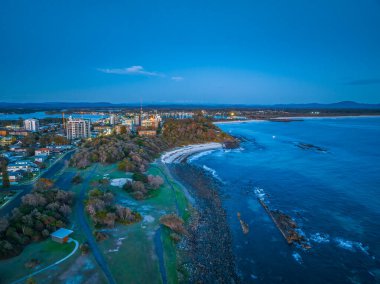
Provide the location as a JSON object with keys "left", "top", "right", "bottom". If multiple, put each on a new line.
{"left": 76, "top": 165, "right": 116, "bottom": 284}
{"left": 12, "top": 238, "right": 79, "bottom": 284}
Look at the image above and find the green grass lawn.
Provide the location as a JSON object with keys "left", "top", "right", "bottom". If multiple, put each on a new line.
{"left": 86, "top": 162, "right": 192, "bottom": 283}
{"left": 0, "top": 239, "right": 75, "bottom": 283}
{"left": 1, "top": 162, "right": 192, "bottom": 283}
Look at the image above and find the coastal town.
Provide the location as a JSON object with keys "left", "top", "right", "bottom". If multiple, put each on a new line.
{"left": 0, "top": 107, "right": 242, "bottom": 283}
{"left": 1, "top": 105, "right": 380, "bottom": 283}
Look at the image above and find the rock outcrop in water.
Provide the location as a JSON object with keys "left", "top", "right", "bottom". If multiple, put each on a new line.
{"left": 237, "top": 212, "right": 249, "bottom": 235}
{"left": 257, "top": 198, "right": 310, "bottom": 249}
{"left": 296, "top": 142, "right": 326, "bottom": 153}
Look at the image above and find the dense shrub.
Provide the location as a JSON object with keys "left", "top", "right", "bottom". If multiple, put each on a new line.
{"left": 71, "top": 174, "right": 83, "bottom": 184}
{"left": 160, "top": 214, "right": 187, "bottom": 235}
{"left": 70, "top": 117, "right": 235, "bottom": 170}
{"left": 85, "top": 189, "right": 141, "bottom": 227}
{"left": 0, "top": 179, "right": 73, "bottom": 259}
{"left": 123, "top": 174, "right": 164, "bottom": 200}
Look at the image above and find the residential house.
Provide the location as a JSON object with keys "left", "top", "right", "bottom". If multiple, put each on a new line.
{"left": 7, "top": 160, "right": 39, "bottom": 173}
{"left": 35, "top": 148, "right": 50, "bottom": 156}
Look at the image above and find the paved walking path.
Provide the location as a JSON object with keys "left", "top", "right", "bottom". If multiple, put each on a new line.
{"left": 76, "top": 165, "right": 116, "bottom": 284}
{"left": 12, "top": 238, "right": 79, "bottom": 284}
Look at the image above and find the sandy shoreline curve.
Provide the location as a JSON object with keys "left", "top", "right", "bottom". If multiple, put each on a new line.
{"left": 161, "top": 142, "right": 223, "bottom": 163}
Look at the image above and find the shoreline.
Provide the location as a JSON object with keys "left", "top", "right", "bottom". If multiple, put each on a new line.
{"left": 214, "top": 114, "right": 380, "bottom": 125}
{"left": 161, "top": 142, "right": 223, "bottom": 163}
{"left": 160, "top": 144, "right": 239, "bottom": 282}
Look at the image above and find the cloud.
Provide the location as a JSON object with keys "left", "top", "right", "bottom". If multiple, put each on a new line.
{"left": 345, "top": 78, "right": 380, "bottom": 86}
{"left": 97, "top": 65, "right": 161, "bottom": 76}
{"left": 171, "top": 76, "right": 184, "bottom": 81}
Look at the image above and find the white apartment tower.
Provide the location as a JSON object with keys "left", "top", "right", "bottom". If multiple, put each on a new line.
{"left": 66, "top": 117, "right": 91, "bottom": 140}
{"left": 24, "top": 119, "right": 39, "bottom": 132}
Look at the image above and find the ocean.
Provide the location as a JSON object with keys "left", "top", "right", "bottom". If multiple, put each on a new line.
{"left": 0, "top": 111, "right": 106, "bottom": 121}
{"left": 190, "top": 117, "right": 380, "bottom": 283}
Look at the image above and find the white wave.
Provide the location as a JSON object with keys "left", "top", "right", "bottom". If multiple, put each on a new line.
{"left": 224, "top": 147, "right": 244, "bottom": 153}
{"left": 202, "top": 165, "right": 223, "bottom": 182}
{"left": 250, "top": 274, "right": 258, "bottom": 280}
{"left": 187, "top": 150, "right": 216, "bottom": 163}
{"left": 310, "top": 232, "right": 330, "bottom": 243}
{"left": 292, "top": 252, "right": 303, "bottom": 264}
{"left": 254, "top": 187, "right": 266, "bottom": 201}
{"left": 335, "top": 238, "right": 369, "bottom": 255}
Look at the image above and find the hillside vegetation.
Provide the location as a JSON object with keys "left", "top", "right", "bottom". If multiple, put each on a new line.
{"left": 70, "top": 116, "right": 235, "bottom": 171}
{"left": 162, "top": 116, "right": 233, "bottom": 146}
{"left": 0, "top": 179, "right": 73, "bottom": 259}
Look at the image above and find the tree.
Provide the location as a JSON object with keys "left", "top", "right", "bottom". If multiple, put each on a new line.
{"left": 2, "top": 169, "right": 10, "bottom": 188}
{"left": 117, "top": 160, "right": 126, "bottom": 171}
{"left": 71, "top": 174, "right": 83, "bottom": 184}
{"left": 132, "top": 173, "right": 148, "bottom": 183}
{"left": 34, "top": 178, "right": 54, "bottom": 191}
{"left": 132, "top": 181, "right": 146, "bottom": 193}
{"left": 147, "top": 175, "right": 164, "bottom": 189}
{"left": 0, "top": 217, "right": 9, "bottom": 233}
{"left": 119, "top": 125, "right": 127, "bottom": 134}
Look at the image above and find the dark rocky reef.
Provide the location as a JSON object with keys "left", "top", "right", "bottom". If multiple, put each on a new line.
{"left": 297, "top": 142, "right": 327, "bottom": 153}
{"left": 223, "top": 139, "right": 240, "bottom": 149}
{"left": 170, "top": 164, "right": 239, "bottom": 283}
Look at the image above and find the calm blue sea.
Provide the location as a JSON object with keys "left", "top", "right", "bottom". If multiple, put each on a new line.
{"left": 191, "top": 117, "right": 380, "bottom": 283}
{"left": 0, "top": 111, "right": 106, "bottom": 121}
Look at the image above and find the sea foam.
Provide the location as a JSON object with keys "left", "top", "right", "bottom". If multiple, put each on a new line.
{"left": 335, "top": 238, "right": 369, "bottom": 255}
{"left": 187, "top": 150, "right": 215, "bottom": 162}
{"left": 202, "top": 165, "right": 223, "bottom": 182}
{"left": 310, "top": 232, "right": 330, "bottom": 244}
{"left": 254, "top": 187, "right": 266, "bottom": 201}
{"left": 292, "top": 252, "right": 303, "bottom": 264}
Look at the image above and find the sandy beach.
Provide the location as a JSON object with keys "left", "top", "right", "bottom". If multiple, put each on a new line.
{"left": 161, "top": 142, "right": 223, "bottom": 163}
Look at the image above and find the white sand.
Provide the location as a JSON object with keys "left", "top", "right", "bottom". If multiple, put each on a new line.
{"left": 161, "top": 142, "right": 223, "bottom": 163}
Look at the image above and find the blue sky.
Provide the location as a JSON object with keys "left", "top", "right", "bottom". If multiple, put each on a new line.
{"left": 0, "top": 0, "right": 379, "bottom": 104}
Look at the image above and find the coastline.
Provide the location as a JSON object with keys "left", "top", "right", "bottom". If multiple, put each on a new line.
{"left": 214, "top": 114, "right": 380, "bottom": 125}
{"left": 161, "top": 142, "right": 223, "bottom": 163}
{"left": 161, "top": 143, "right": 239, "bottom": 282}
{"left": 214, "top": 119, "right": 264, "bottom": 124}
{"left": 273, "top": 114, "right": 380, "bottom": 120}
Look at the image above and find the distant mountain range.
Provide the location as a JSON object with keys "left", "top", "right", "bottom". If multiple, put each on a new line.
{"left": 0, "top": 101, "right": 380, "bottom": 110}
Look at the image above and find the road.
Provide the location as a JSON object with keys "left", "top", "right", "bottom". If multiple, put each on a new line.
{"left": 11, "top": 238, "right": 79, "bottom": 284}
{"left": 0, "top": 150, "right": 75, "bottom": 217}
{"left": 76, "top": 165, "right": 116, "bottom": 284}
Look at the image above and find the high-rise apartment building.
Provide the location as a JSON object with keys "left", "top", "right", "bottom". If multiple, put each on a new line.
{"left": 66, "top": 117, "right": 91, "bottom": 140}
{"left": 24, "top": 119, "right": 39, "bottom": 132}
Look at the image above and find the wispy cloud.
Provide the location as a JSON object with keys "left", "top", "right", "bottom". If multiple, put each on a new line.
{"left": 97, "top": 65, "right": 184, "bottom": 82}
{"left": 97, "top": 65, "right": 161, "bottom": 77}
{"left": 171, "top": 76, "right": 184, "bottom": 81}
{"left": 345, "top": 78, "right": 380, "bottom": 86}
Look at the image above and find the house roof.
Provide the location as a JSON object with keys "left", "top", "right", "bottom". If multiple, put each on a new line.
{"left": 51, "top": 228, "right": 73, "bottom": 239}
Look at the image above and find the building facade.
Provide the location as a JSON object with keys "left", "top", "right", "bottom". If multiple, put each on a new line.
{"left": 24, "top": 119, "right": 39, "bottom": 132}
{"left": 66, "top": 118, "right": 91, "bottom": 140}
